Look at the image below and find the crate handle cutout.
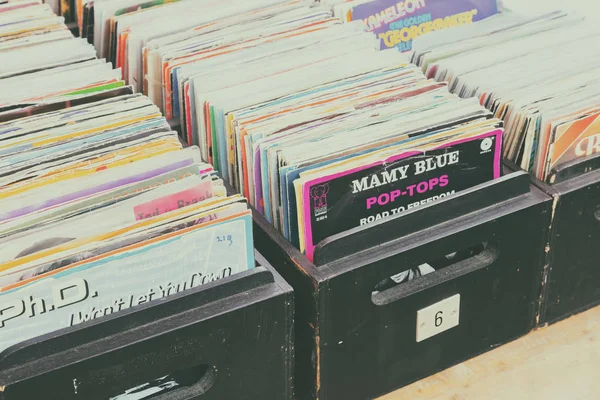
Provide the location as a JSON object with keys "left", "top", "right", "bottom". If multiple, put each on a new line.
{"left": 107, "top": 364, "right": 217, "bottom": 400}
{"left": 594, "top": 208, "right": 600, "bottom": 222}
{"left": 371, "top": 242, "right": 499, "bottom": 306}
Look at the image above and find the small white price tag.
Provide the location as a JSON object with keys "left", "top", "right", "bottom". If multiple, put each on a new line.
{"left": 416, "top": 294, "right": 460, "bottom": 342}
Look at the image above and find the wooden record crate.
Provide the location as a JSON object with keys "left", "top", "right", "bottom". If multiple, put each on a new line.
{"left": 507, "top": 155, "right": 600, "bottom": 326}
{"left": 0, "top": 252, "right": 294, "bottom": 400}
{"left": 253, "top": 170, "right": 552, "bottom": 400}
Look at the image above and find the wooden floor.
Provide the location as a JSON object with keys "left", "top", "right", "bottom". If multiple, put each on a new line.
{"left": 379, "top": 306, "right": 600, "bottom": 400}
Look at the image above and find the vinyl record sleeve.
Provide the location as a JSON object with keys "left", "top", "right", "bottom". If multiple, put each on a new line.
{"left": 0, "top": 86, "right": 134, "bottom": 123}
{"left": 350, "top": 0, "right": 498, "bottom": 52}
{"left": 548, "top": 111, "right": 600, "bottom": 174}
{"left": 0, "top": 213, "right": 254, "bottom": 353}
{"left": 300, "top": 129, "right": 502, "bottom": 261}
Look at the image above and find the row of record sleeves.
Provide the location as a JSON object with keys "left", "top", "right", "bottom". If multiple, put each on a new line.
{"left": 79, "top": 0, "right": 600, "bottom": 259}
{"left": 3, "top": 0, "right": 600, "bottom": 352}
{"left": 1, "top": 0, "right": 600, "bottom": 398}
{"left": 0, "top": 0, "right": 508, "bottom": 353}
{"left": 78, "top": 0, "right": 505, "bottom": 262}
{"left": 0, "top": 0, "right": 256, "bottom": 365}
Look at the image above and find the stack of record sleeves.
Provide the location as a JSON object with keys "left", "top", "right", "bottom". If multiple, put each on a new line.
{"left": 0, "top": 0, "right": 254, "bottom": 354}
{"left": 412, "top": 10, "right": 600, "bottom": 182}
{"left": 85, "top": 0, "right": 504, "bottom": 261}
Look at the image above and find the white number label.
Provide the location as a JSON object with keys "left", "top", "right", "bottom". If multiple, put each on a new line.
{"left": 416, "top": 294, "right": 460, "bottom": 342}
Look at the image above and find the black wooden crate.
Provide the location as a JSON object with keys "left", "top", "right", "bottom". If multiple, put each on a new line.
{"left": 509, "top": 156, "right": 600, "bottom": 326}
{"left": 0, "top": 252, "right": 294, "bottom": 400}
{"left": 254, "top": 171, "right": 552, "bottom": 400}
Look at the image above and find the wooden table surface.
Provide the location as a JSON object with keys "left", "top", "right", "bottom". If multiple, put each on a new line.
{"left": 379, "top": 306, "right": 600, "bottom": 400}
